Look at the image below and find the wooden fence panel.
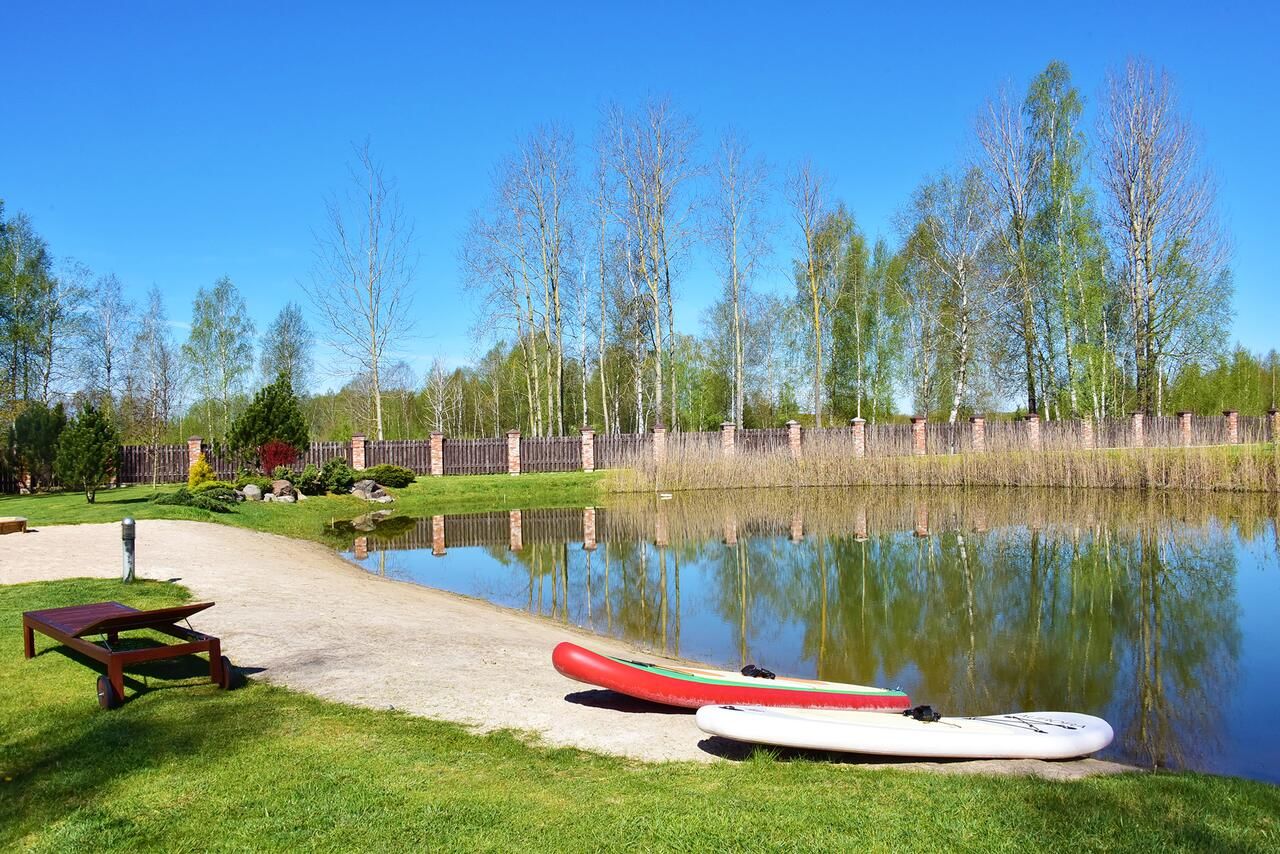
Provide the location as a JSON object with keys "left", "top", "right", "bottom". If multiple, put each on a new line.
{"left": 301, "top": 441, "right": 352, "bottom": 469}
{"left": 1191, "top": 415, "right": 1229, "bottom": 446}
{"left": 442, "top": 437, "right": 506, "bottom": 475}
{"left": 595, "top": 433, "right": 649, "bottom": 469}
{"left": 865, "top": 422, "right": 914, "bottom": 457}
{"left": 520, "top": 437, "right": 580, "bottom": 473}
{"left": 367, "top": 439, "right": 432, "bottom": 473}
{"left": 119, "top": 444, "right": 188, "bottom": 484}
{"left": 738, "top": 428, "right": 789, "bottom": 454}
{"left": 668, "top": 430, "right": 718, "bottom": 458}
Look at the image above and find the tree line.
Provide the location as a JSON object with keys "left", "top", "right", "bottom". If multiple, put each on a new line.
{"left": 2, "top": 58, "right": 1276, "bottom": 451}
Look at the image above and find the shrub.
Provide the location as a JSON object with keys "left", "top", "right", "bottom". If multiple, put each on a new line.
{"left": 234, "top": 473, "right": 273, "bottom": 492}
{"left": 295, "top": 463, "right": 324, "bottom": 496}
{"left": 320, "top": 457, "right": 355, "bottom": 494}
{"left": 10, "top": 402, "right": 67, "bottom": 490}
{"left": 260, "top": 441, "right": 299, "bottom": 476}
{"left": 270, "top": 464, "right": 294, "bottom": 481}
{"left": 362, "top": 464, "right": 416, "bottom": 488}
{"left": 152, "top": 487, "right": 235, "bottom": 513}
{"left": 188, "top": 452, "right": 216, "bottom": 489}
{"left": 192, "top": 479, "right": 236, "bottom": 495}
{"left": 53, "top": 405, "right": 121, "bottom": 504}
{"left": 228, "top": 373, "right": 309, "bottom": 464}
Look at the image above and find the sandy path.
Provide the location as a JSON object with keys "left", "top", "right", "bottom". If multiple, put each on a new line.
{"left": 2, "top": 520, "right": 1131, "bottom": 779}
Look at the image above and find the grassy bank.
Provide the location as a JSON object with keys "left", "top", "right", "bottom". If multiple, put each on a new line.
{"left": 0, "top": 471, "right": 605, "bottom": 545}
{"left": 3, "top": 578, "right": 1277, "bottom": 851}
{"left": 612, "top": 442, "right": 1280, "bottom": 494}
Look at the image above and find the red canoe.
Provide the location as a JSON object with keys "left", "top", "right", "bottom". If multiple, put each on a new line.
{"left": 552, "top": 641, "right": 910, "bottom": 711}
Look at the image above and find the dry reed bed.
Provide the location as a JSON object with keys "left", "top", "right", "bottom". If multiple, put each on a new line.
{"left": 609, "top": 439, "right": 1280, "bottom": 494}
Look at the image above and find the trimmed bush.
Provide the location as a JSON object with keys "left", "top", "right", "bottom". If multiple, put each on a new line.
{"left": 152, "top": 487, "right": 235, "bottom": 513}
{"left": 260, "top": 441, "right": 299, "bottom": 476}
{"left": 295, "top": 463, "right": 324, "bottom": 496}
{"left": 53, "top": 405, "right": 121, "bottom": 504}
{"left": 320, "top": 457, "right": 355, "bottom": 494}
{"left": 192, "top": 480, "right": 237, "bottom": 494}
{"left": 362, "top": 464, "right": 416, "bottom": 488}
{"left": 188, "top": 452, "right": 216, "bottom": 489}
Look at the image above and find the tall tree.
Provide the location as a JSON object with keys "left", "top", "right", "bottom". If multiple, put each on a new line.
{"left": 79, "top": 273, "right": 134, "bottom": 414}
{"left": 307, "top": 141, "right": 417, "bottom": 440}
{"left": 709, "top": 132, "right": 770, "bottom": 427}
{"left": 787, "top": 161, "right": 832, "bottom": 427}
{"left": 182, "top": 276, "right": 255, "bottom": 440}
{"left": 260, "top": 301, "right": 313, "bottom": 396}
{"left": 1098, "top": 59, "right": 1230, "bottom": 414}
{"left": 132, "top": 286, "right": 181, "bottom": 485}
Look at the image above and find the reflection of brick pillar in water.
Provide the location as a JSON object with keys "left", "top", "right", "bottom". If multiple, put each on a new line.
{"left": 910, "top": 416, "right": 926, "bottom": 456}
{"left": 969, "top": 416, "right": 985, "bottom": 453}
{"left": 1130, "top": 412, "right": 1145, "bottom": 448}
{"left": 853, "top": 504, "right": 868, "bottom": 542}
{"left": 187, "top": 436, "right": 203, "bottom": 469}
{"left": 652, "top": 424, "right": 667, "bottom": 467}
{"left": 509, "top": 509, "right": 523, "bottom": 551}
{"left": 430, "top": 432, "right": 444, "bottom": 476}
{"left": 1270, "top": 409, "right": 1280, "bottom": 443}
{"left": 786, "top": 420, "right": 802, "bottom": 460}
{"left": 971, "top": 505, "right": 988, "bottom": 534}
{"left": 654, "top": 508, "right": 669, "bottom": 548}
{"left": 1080, "top": 418, "right": 1095, "bottom": 450}
{"left": 721, "top": 421, "right": 736, "bottom": 456}
{"left": 580, "top": 427, "right": 595, "bottom": 472}
{"left": 353, "top": 536, "right": 368, "bottom": 560}
{"left": 1223, "top": 410, "right": 1239, "bottom": 444}
{"left": 431, "top": 514, "right": 446, "bottom": 556}
{"left": 1025, "top": 414, "right": 1040, "bottom": 451}
{"left": 1177, "top": 412, "right": 1193, "bottom": 447}
{"left": 582, "top": 507, "right": 597, "bottom": 551}
{"left": 850, "top": 418, "right": 866, "bottom": 458}
{"left": 506, "top": 430, "right": 521, "bottom": 475}
{"left": 351, "top": 434, "right": 366, "bottom": 471}
{"left": 723, "top": 514, "right": 738, "bottom": 546}
{"left": 789, "top": 511, "right": 804, "bottom": 543}
{"left": 913, "top": 501, "right": 929, "bottom": 537}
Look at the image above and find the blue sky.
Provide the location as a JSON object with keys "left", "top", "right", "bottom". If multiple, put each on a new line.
{"left": 4, "top": 1, "right": 1277, "bottom": 390}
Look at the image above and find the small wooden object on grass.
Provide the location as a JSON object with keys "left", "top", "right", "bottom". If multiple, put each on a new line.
{"left": 0, "top": 516, "right": 27, "bottom": 535}
{"left": 22, "top": 600, "right": 238, "bottom": 709}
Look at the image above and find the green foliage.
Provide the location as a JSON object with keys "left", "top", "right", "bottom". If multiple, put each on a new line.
{"left": 9, "top": 402, "right": 66, "bottom": 489}
{"left": 227, "top": 372, "right": 309, "bottom": 463}
{"left": 192, "top": 479, "right": 236, "bottom": 495}
{"left": 295, "top": 463, "right": 324, "bottom": 496}
{"left": 362, "top": 464, "right": 416, "bottom": 488}
{"left": 181, "top": 276, "right": 256, "bottom": 441}
{"left": 52, "top": 405, "right": 120, "bottom": 503}
{"left": 233, "top": 473, "right": 273, "bottom": 492}
{"left": 271, "top": 464, "right": 294, "bottom": 481}
{"left": 320, "top": 457, "right": 355, "bottom": 494}
{"left": 188, "top": 452, "right": 216, "bottom": 489}
{"left": 151, "top": 486, "right": 235, "bottom": 513}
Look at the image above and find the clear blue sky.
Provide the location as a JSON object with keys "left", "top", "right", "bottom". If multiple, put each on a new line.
{"left": 4, "top": 1, "right": 1277, "bottom": 389}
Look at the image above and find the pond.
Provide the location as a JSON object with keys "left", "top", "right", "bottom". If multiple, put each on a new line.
{"left": 336, "top": 487, "right": 1280, "bottom": 783}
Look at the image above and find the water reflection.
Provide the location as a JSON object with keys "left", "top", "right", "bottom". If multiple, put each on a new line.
{"left": 337, "top": 488, "right": 1279, "bottom": 781}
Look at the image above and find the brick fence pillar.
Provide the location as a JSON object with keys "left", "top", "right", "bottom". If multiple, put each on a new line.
{"left": 652, "top": 423, "right": 667, "bottom": 467}
{"left": 580, "top": 427, "right": 595, "bottom": 473}
{"left": 910, "top": 416, "right": 927, "bottom": 456}
{"left": 1025, "top": 413, "right": 1041, "bottom": 451}
{"left": 787, "top": 420, "right": 802, "bottom": 460}
{"left": 850, "top": 417, "right": 866, "bottom": 458}
{"left": 431, "top": 514, "right": 446, "bottom": 556}
{"left": 654, "top": 508, "right": 669, "bottom": 548}
{"left": 506, "top": 429, "right": 521, "bottom": 475}
{"left": 583, "top": 507, "right": 597, "bottom": 551}
{"left": 508, "top": 509, "right": 523, "bottom": 550}
{"left": 1080, "top": 418, "right": 1095, "bottom": 450}
{"left": 970, "top": 416, "right": 985, "bottom": 453}
{"left": 853, "top": 504, "right": 869, "bottom": 542}
{"left": 913, "top": 500, "right": 929, "bottom": 537}
{"left": 1177, "top": 412, "right": 1193, "bottom": 447}
{"left": 1224, "top": 410, "right": 1239, "bottom": 444}
{"left": 353, "top": 536, "right": 368, "bottom": 561}
{"left": 723, "top": 514, "right": 738, "bottom": 546}
{"left": 351, "top": 434, "right": 366, "bottom": 471}
{"left": 789, "top": 510, "right": 804, "bottom": 543}
{"left": 187, "top": 436, "right": 203, "bottom": 469}
{"left": 1130, "top": 413, "right": 1145, "bottom": 448}
{"left": 1270, "top": 409, "right": 1280, "bottom": 442}
{"left": 429, "top": 432, "right": 444, "bottom": 477}
{"left": 720, "top": 421, "right": 736, "bottom": 456}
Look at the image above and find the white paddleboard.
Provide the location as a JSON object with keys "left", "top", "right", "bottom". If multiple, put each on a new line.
{"left": 695, "top": 705, "right": 1114, "bottom": 760}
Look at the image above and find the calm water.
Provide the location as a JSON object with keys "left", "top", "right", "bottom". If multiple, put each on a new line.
{"left": 337, "top": 488, "right": 1280, "bottom": 782}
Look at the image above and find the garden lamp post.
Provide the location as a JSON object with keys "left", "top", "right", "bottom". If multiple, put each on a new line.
{"left": 121, "top": 517, "right": 136, "bottom": 583}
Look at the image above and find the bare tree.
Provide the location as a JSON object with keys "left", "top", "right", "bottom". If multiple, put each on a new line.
{"left": 1097, "top": 59, "right": 1230, "bottom": 414}
{"left": 80, "top": 273, "right": 134, "bottom": 411}
{"left": 132, "top": 286, "right": 181, "bottom": 486}
{"left": 787, "top": 161, "right": 830, "bottom": 427}
{"left": 710, "top": 132, "right": 770, "bottom": 427}
{"left": 306, "top": 141, "right": 416, "bottom": 439}
{"left": 423, "top": 358, "right": 461, "bottom": 433}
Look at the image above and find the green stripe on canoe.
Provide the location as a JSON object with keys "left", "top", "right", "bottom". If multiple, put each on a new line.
{"left": 609, "top": 657, "right": 906, "bottom": 697}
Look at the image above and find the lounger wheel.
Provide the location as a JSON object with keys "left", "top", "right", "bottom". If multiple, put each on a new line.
{"left": 96, "top": 675, "right": 122, "bottom": 710}
{"left": 218, "top": 655, "right": 242, "bottom": 690}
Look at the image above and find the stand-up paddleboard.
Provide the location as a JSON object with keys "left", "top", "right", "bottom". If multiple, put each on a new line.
{"left": 552, "top": 641, "right": 911, "bottom": 711}
{"left": 695, "top": 705, "right": 1114, "bottom": 759}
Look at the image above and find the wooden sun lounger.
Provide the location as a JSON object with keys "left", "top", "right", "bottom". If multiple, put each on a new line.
{"left": 23, "top": 601, "right": 237, "bottom": 708}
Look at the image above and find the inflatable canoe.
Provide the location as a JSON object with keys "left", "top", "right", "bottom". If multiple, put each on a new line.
{"left": 552, "top": 641, "right": 910, "bottom": 711}
{"left": 695, "top": 705, "right": 1114, "bottom": 760}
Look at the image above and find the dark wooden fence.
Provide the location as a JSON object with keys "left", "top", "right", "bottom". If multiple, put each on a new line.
{"left": 520, "top": 436, "right": 580, "bottom": 473}
{"left": 595, "top": 433, "right": 649, "bottom": 468}
{"left": 367, "top": 439, "right": 431, "bottom": 472}
{"left": 441, "top": 437, "right": 506, "bottom": 475}
{"left": 738, "top": 428, "right": 789, "bottom": 454}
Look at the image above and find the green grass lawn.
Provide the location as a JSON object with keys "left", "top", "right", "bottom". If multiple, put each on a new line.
{"left": 3, "top": 578, "right": 1277, "bottom": 852}
{"left": 0, "top": 471, "right": 606, "bottom": 545}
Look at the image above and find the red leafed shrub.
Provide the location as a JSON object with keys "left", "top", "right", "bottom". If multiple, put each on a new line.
{"left": 258, "top": 441, "right": 298, "bottom": 474}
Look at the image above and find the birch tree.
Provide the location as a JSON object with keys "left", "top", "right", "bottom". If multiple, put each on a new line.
{"left": 306, "top": 141, "right": 416, "bottom": 439}
{"left": 182, "top": 276, "right": 255, "bottom": 440}
{"left": 787, "top": 161, "right": 831, "bottom": 426}
{"left": 79, "top": 273, "right": 134, "bottom": 412}
{"left": 260, "top": 301, "right": 314, "bottom": 395}
{"left": 132, "top": 286, "right": 180, "bottom": 485}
